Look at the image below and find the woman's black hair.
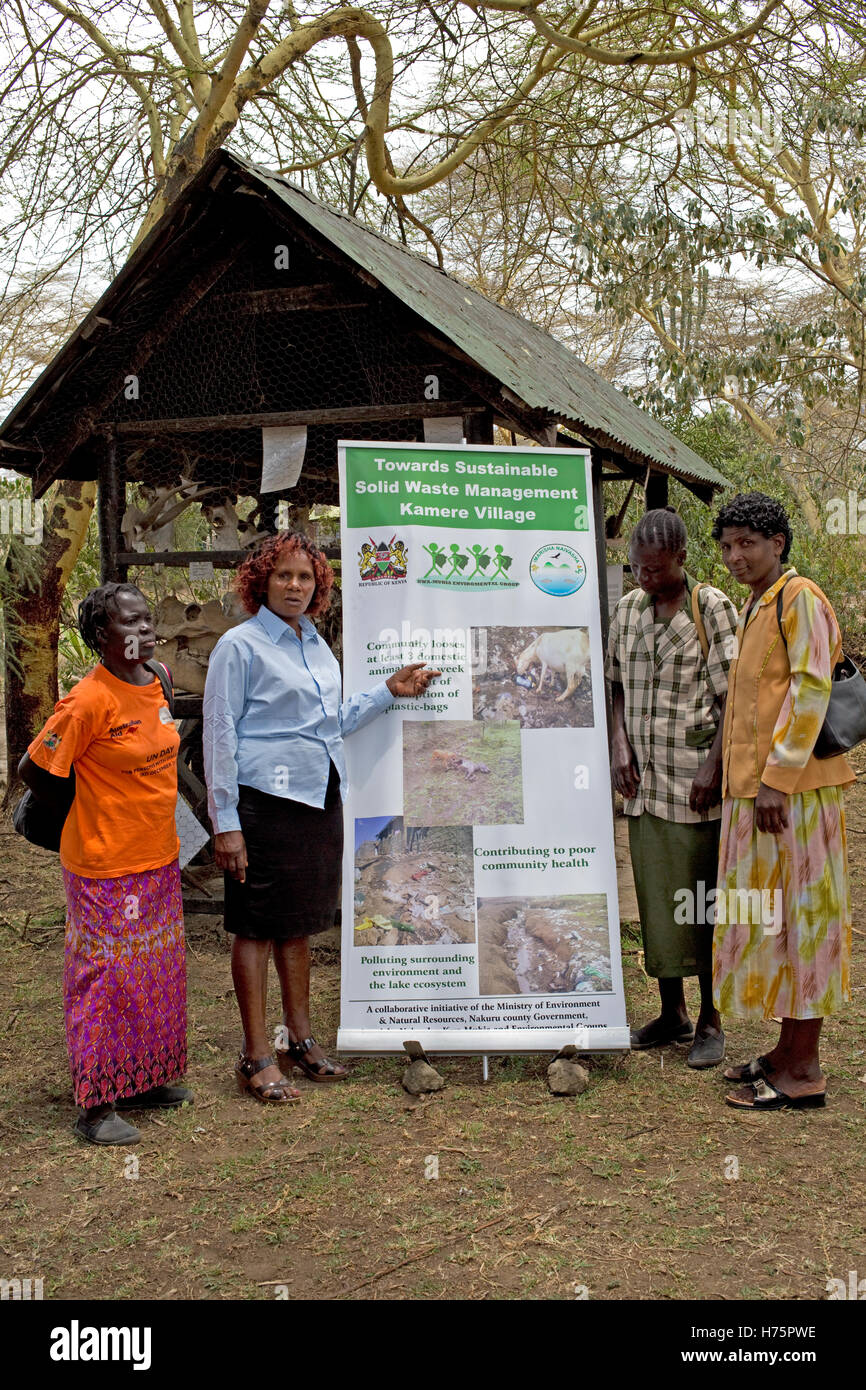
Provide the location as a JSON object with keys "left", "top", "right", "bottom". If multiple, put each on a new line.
{"left": 629, "top": 505, "right": 687, "bottom": 554}
{"left": 78, "top": 583, "right": 147, "bottom": 655}
{"left": 711, "top": 491, "right": 792, "bottom": 562}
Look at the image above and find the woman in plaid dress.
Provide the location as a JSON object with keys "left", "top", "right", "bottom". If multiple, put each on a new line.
{"left": 606, "top": 507, "right": 739, "bottom": 1068}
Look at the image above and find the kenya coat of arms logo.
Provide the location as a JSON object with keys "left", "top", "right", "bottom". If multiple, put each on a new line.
{"left": 358, "top": 536, "right": 408, "bottom": 581}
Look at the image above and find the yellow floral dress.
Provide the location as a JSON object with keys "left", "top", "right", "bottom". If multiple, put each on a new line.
{"left": 713, "top": 584, "right": 852, "bottom": 1020}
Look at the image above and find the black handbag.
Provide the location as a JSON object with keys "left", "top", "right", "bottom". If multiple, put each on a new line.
{"left": 12, "top": 771, "right": 76, "bottom": 852}
{"left": 12, "top": 660, "right": 174, "bottom": 852}
{"left": 776, "top": 586, "right": 866, "bottom": 759}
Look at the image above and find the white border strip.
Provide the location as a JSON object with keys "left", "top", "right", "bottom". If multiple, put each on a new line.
{"left": 337, "top": 1026, "right": 631, "bottom": 1055}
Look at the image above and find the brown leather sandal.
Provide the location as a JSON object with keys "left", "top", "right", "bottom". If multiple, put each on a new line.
{"left": 279, "top": 1036, "right": 348, "bottom": 1083}
{"left": 235, "top": 1053, "right": 301, "bottom": 1103}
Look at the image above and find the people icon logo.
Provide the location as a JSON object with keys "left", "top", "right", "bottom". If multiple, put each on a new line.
{"left": 417, "top": 539, "right": 518, "bottom": 589}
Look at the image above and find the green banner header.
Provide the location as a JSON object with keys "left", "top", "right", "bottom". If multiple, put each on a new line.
{"left": 343, "top": 444, "right": 589, "bottom": 531}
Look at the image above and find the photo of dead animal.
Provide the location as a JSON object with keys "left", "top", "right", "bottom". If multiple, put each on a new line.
{"left": 402, "top": 720, "right": 523, "bottom": 828}
{"left": 353, "top": 817, "right": 475, "bottom": 946}
{"left": 477, "top": 894, "right": 611, "bottom": 996}
{"left": 472, "top": 627, "right": 593, "bottom": 729}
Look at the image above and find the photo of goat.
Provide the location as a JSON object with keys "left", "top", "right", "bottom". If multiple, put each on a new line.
{"left": 477, "top": 894, "right": 612, "bottom": 996}
{"left": 353, "top": 817, "right": 475, "bottom": 947}
{"left": 402, "top": 720, "right": 524, "bottom": 828}
{"left": 472, "top": 626, "right": 593, "bottom": 729}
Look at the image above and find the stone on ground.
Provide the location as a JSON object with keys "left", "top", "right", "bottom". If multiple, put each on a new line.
{"left": 402, "top": 1058, "right": 445, "bottom": 1095}
{"left": 547, "top": 1057, "right": 589, "bottom": 1096}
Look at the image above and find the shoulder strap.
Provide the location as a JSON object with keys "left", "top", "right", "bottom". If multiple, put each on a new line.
{"left": 774, "top": 575, "right": 802, "bottom": 650}
{"left": 144, "top": 659, "right": 174, "bottom": 716}
{"left": 776, "top": 575, "right": 844, "bottom": 664}
{"left": 690, "top": 582, "right": 709, "bottom": 661}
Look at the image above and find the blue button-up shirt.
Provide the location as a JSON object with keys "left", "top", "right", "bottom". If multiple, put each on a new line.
{"left": 203, "top": 604, "right": 392, "bottom": 834}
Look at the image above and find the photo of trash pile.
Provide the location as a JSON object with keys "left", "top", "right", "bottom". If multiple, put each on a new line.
{"left": 353, "top": 818, "right": 476, "bottom": 946}
{"left": 477, "top": 894, "right": 611, "bottom": 995}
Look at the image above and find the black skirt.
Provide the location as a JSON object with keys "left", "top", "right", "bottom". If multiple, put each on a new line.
{"left": 224, "top": 762, "right": 343, "bottom": 941}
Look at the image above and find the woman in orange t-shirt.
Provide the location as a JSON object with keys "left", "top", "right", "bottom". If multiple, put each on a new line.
{"left": 19, "top": 583, "right": 191, "bottom": 1145}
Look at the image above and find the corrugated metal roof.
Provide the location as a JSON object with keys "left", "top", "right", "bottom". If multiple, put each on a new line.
{"left": 237, "top": 155, "right": 727, "bottom": 491}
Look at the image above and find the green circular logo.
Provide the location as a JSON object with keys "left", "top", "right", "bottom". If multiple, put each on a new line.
{"left": 529, "top": 544, "right": 586, "bottom": 596}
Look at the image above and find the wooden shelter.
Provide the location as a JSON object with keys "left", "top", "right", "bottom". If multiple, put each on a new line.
{"left": 0, "top": 150, "right": 728, "bottom": 900}
{"left": 1, "top": 148, "right": 727, "bottom": 542}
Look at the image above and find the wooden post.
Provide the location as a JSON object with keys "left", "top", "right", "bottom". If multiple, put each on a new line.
{"left": 645, "top": 469, "right": 669, "bottom": 510}
{"left": 258, "top": 495, "right": 279, "bottom": 534}
{"left": 591, "top": 453, "right": 610, "bottom": 642}
{"left": 591, "top": 451, "right": 614, "bottom": 761}
{"left": 463, "top": 407, "right": 494, "bottom": 444}
{"left": 98, "top": 428, "right": 126, "bottom": 583}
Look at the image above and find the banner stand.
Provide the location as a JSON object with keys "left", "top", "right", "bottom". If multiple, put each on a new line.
{"left": 337, "top": 440, "right": 630, "bottom": 1059}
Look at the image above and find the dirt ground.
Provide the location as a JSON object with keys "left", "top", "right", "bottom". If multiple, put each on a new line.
{"left": 1, "top": 769, "right": 865, "bottom": 1302}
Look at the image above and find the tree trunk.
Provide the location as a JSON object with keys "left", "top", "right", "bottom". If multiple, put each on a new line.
{"left": 2, "top": 480, "right": 96, "bottom": 805}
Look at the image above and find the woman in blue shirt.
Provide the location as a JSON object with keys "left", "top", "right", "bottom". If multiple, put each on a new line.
{"left": 203, "top": 532, "right": 438, "bottom": 1103}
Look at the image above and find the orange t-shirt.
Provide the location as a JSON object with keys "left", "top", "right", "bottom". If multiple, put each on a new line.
{"left": 28, "top": 664, "right": 180, "bottom": 878}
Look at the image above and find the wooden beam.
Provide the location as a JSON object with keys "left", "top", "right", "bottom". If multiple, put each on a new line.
{"left": 118, "top": 541, "right": 343, "bottom": 566}
{"left": 119, "top": 549, "right": 251, "bottom": 567}
{"left": 98, "top": 429, "right": 126, "bottom": 583}
{"left": 114, "top": 400, "right": 487, "bottom": 436}
{"left": 463, "top": 407, "right": 494, "bottom": 444}
{"left": 645, "top": 470, "right": 669, "bottom": 510}
{"left": 410, "top": 324, "right": 562, "bottom": 447}
{"left": 200, "top": 284, "right": 370, "bottom": 315}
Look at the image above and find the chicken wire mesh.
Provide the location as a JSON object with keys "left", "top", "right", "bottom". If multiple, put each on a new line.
{"left": 97, "top": 217, "right": 469, "bottom": 530}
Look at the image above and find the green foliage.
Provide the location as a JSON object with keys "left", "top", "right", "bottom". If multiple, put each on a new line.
{"left": 0, "top": 478, "right": 44, "bottom": 681}
{"left": 606, "top": 408, "right": 866, "bottom": 656}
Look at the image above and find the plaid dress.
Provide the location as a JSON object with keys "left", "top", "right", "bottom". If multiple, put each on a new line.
{"left": 606, "top": 575, "right": 739, "bottom": 978}
{"left": 605, "top": 574, "right": 738, "bottom": 824}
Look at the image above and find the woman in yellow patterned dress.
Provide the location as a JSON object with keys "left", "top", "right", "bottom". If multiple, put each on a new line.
{"left": 711, "top": 493, "right": 855, "bottom": 1110}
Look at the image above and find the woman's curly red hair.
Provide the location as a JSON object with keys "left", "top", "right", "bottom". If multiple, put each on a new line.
{"left": 234, "top": 531, "right": 334, "bottom": 617}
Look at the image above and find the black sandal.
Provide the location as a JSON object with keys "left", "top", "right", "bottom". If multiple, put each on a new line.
{"left": 279, "top": 1036, "right": 348, "bottom": 1083}
{"left": 725, "top": 1077, "right": 827, "bottom": 1111}
{"left": 723, "top": 1054, "right": 772, "bottom": 1084}
{"left": 235, "top": 1053, "right": 300, "bottom": 1104}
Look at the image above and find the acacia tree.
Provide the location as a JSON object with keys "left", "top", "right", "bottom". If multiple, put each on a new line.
{"left": 1, "top": 0, "right": 792, "bottom": 769}
{"left": 565, "top": 13, "right": 866, "bottom": 528}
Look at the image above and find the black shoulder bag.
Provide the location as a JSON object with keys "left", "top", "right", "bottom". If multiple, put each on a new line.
{"left": 12, "top": 660, "right": 174, "bottom": 852}
{"left": 776, "top": 585, "right": 866, "bottom": 759}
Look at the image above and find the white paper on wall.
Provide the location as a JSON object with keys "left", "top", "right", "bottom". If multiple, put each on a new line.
{"left": 423, "top": 416, "right": 465, "bottom": 444}
{"left": 261, "top": 425, "right": 307, "bottom": 493}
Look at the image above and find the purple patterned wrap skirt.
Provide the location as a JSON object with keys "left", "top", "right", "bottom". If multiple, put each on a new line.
{"left": 62, "top": 860, "right": 187, "bottom": 1108}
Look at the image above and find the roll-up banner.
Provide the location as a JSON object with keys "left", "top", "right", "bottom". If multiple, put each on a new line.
{"left": 337, "top": 441, "right": 629, "bottom": 1054}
